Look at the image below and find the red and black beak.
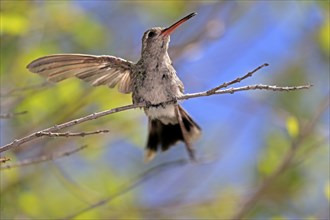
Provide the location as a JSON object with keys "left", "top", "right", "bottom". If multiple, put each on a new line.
{"left": 161, "top": 12, "right": 197, "bottom": 37}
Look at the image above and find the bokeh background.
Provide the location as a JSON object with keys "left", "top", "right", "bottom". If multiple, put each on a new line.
{"left": 1, "top": 1, "right": 329, "bottom": 219}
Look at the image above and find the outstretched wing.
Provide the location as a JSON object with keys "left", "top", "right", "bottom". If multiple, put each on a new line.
{"left": 27, "top": 54, "right": 134, "bottom": 94}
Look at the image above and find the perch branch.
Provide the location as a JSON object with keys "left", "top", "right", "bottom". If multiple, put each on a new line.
{"left": 34, "top": 129, "right": 109, "bottom": 138}
{"left": 0, "top": 64, "right": 312, "bottom": 154}
{"left": 0, "top": 145, "right": 87, "bottom": 170}
{"left": 0, "top": 104, "right": 139, "bottom": 153}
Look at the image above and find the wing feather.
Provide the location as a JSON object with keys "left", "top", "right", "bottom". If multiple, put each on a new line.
{"left": 27, "top": 54, "right": 134, "bottom": 94}
{"left": 118, "top": 72, "right": 131, "bottom": 93}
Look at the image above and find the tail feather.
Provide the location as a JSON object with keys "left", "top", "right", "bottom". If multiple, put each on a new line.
{"left": 145, "top": 105, "right": 201, "bottom": 162}
{"left": 179, "top": 106, "right": 201, "bottom": 136}
{"left": 159, "top": 122, "right": 183, "bottom": 151}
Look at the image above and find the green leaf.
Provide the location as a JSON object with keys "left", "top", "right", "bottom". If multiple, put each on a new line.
{"left": 286, "top": 116, "right": 299, "bottom": 138}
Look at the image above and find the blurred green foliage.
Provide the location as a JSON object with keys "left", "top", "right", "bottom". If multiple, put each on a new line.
{"left": 258, "top": 131, "right": 290, "bottom": 176}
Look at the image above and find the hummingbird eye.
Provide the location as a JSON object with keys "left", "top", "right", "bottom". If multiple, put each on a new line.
{"left": 148, "top": 31, "right": 156, "bottom": 38}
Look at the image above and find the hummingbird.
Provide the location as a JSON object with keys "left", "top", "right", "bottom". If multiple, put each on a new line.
{"left": 27, "top": 12, "right": 201, "bottom": 162}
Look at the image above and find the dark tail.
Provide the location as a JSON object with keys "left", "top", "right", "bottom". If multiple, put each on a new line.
{"left": 145, "top": 105, "right": 201, "bottom": 162}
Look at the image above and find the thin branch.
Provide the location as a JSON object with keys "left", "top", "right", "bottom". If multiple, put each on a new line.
{"left": 190, "top": 83, "right": 312, "bottom": 100}
{"left": 34, "top": 129, "right": 109, "bottom": 138}
{"left": 0, "top": 84, "right": 311, "bottom": 154}
{"left": 0, "top": 104, "right": 138, "bottom": 153}
{"left": 0, "top": 64, "right": 312, "bottom": 154}
{"left": 229, "top": 99, "right": 328, "bottom": 220}
{"left": 63, "top": 157, "right": 216, "bottom": 220}
{"left": 0, "top": 145, "right": 87, "bottom": 170}
{"left": 0, "top": 82, "right": 51, "bottom": 97}
{"left": 293, "top": 136, "right": 329, "bottom": 168}
{"left": 51, "top": 163, "right": 104, "bottom": 204}
{"left": 206, "top": 63, "right": 269, "bottom": 94}
{"left": 299, "top": 96, "right": 329, "bottom": 139}
{"left": 0, "top": 111, "right": 28, "bottom": 119}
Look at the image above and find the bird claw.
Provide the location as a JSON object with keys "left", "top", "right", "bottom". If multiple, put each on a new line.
{"left": 141, "top": 100, "right": 153, "bottom": 107}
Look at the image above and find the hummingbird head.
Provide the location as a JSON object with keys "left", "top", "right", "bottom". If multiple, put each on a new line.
{"left": 141, "top": 12, "right": 197, "bottom": 59}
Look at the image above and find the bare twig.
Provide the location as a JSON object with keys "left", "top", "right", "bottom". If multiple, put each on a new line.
{"left": 293, "top": 136, "right": 329, "bottom": 168}
{"left": 0, "top": 111, "right": 28, "bottom": 119}
{"left": 206, "top": 63, "right": 269, "bottom": 94}
{"left": 52, "top": 163, "right": 104, "bottom": 204}
{"left": 193, "top": 83, "right": 312, "bottom": 99}
{"left": 230, "top": 99, "right": 328, "bottom": 220}
{"left": 0, "top": 145, "right": 87, "bottom": 170}
{"left": 0, "top": 82, "right": 51, "bottom": 97}
{"left": 0, "top": 104, "right": 139, "bottom": 153}
{"left": 64, "top": 157, "right": 216, "bottom": 219}
{"left": 299, "top": 97, "right": 329, "bottom": 139}
{"left": 0, "top": 65, "right": 312, "bottom": 154}
{"left": 35, "top": 129, "right": 109, "bottom": 138}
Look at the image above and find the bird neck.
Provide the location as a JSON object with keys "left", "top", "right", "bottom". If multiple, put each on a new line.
{"left": 140, "top": 51, "right": 172, "bottom": 70}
